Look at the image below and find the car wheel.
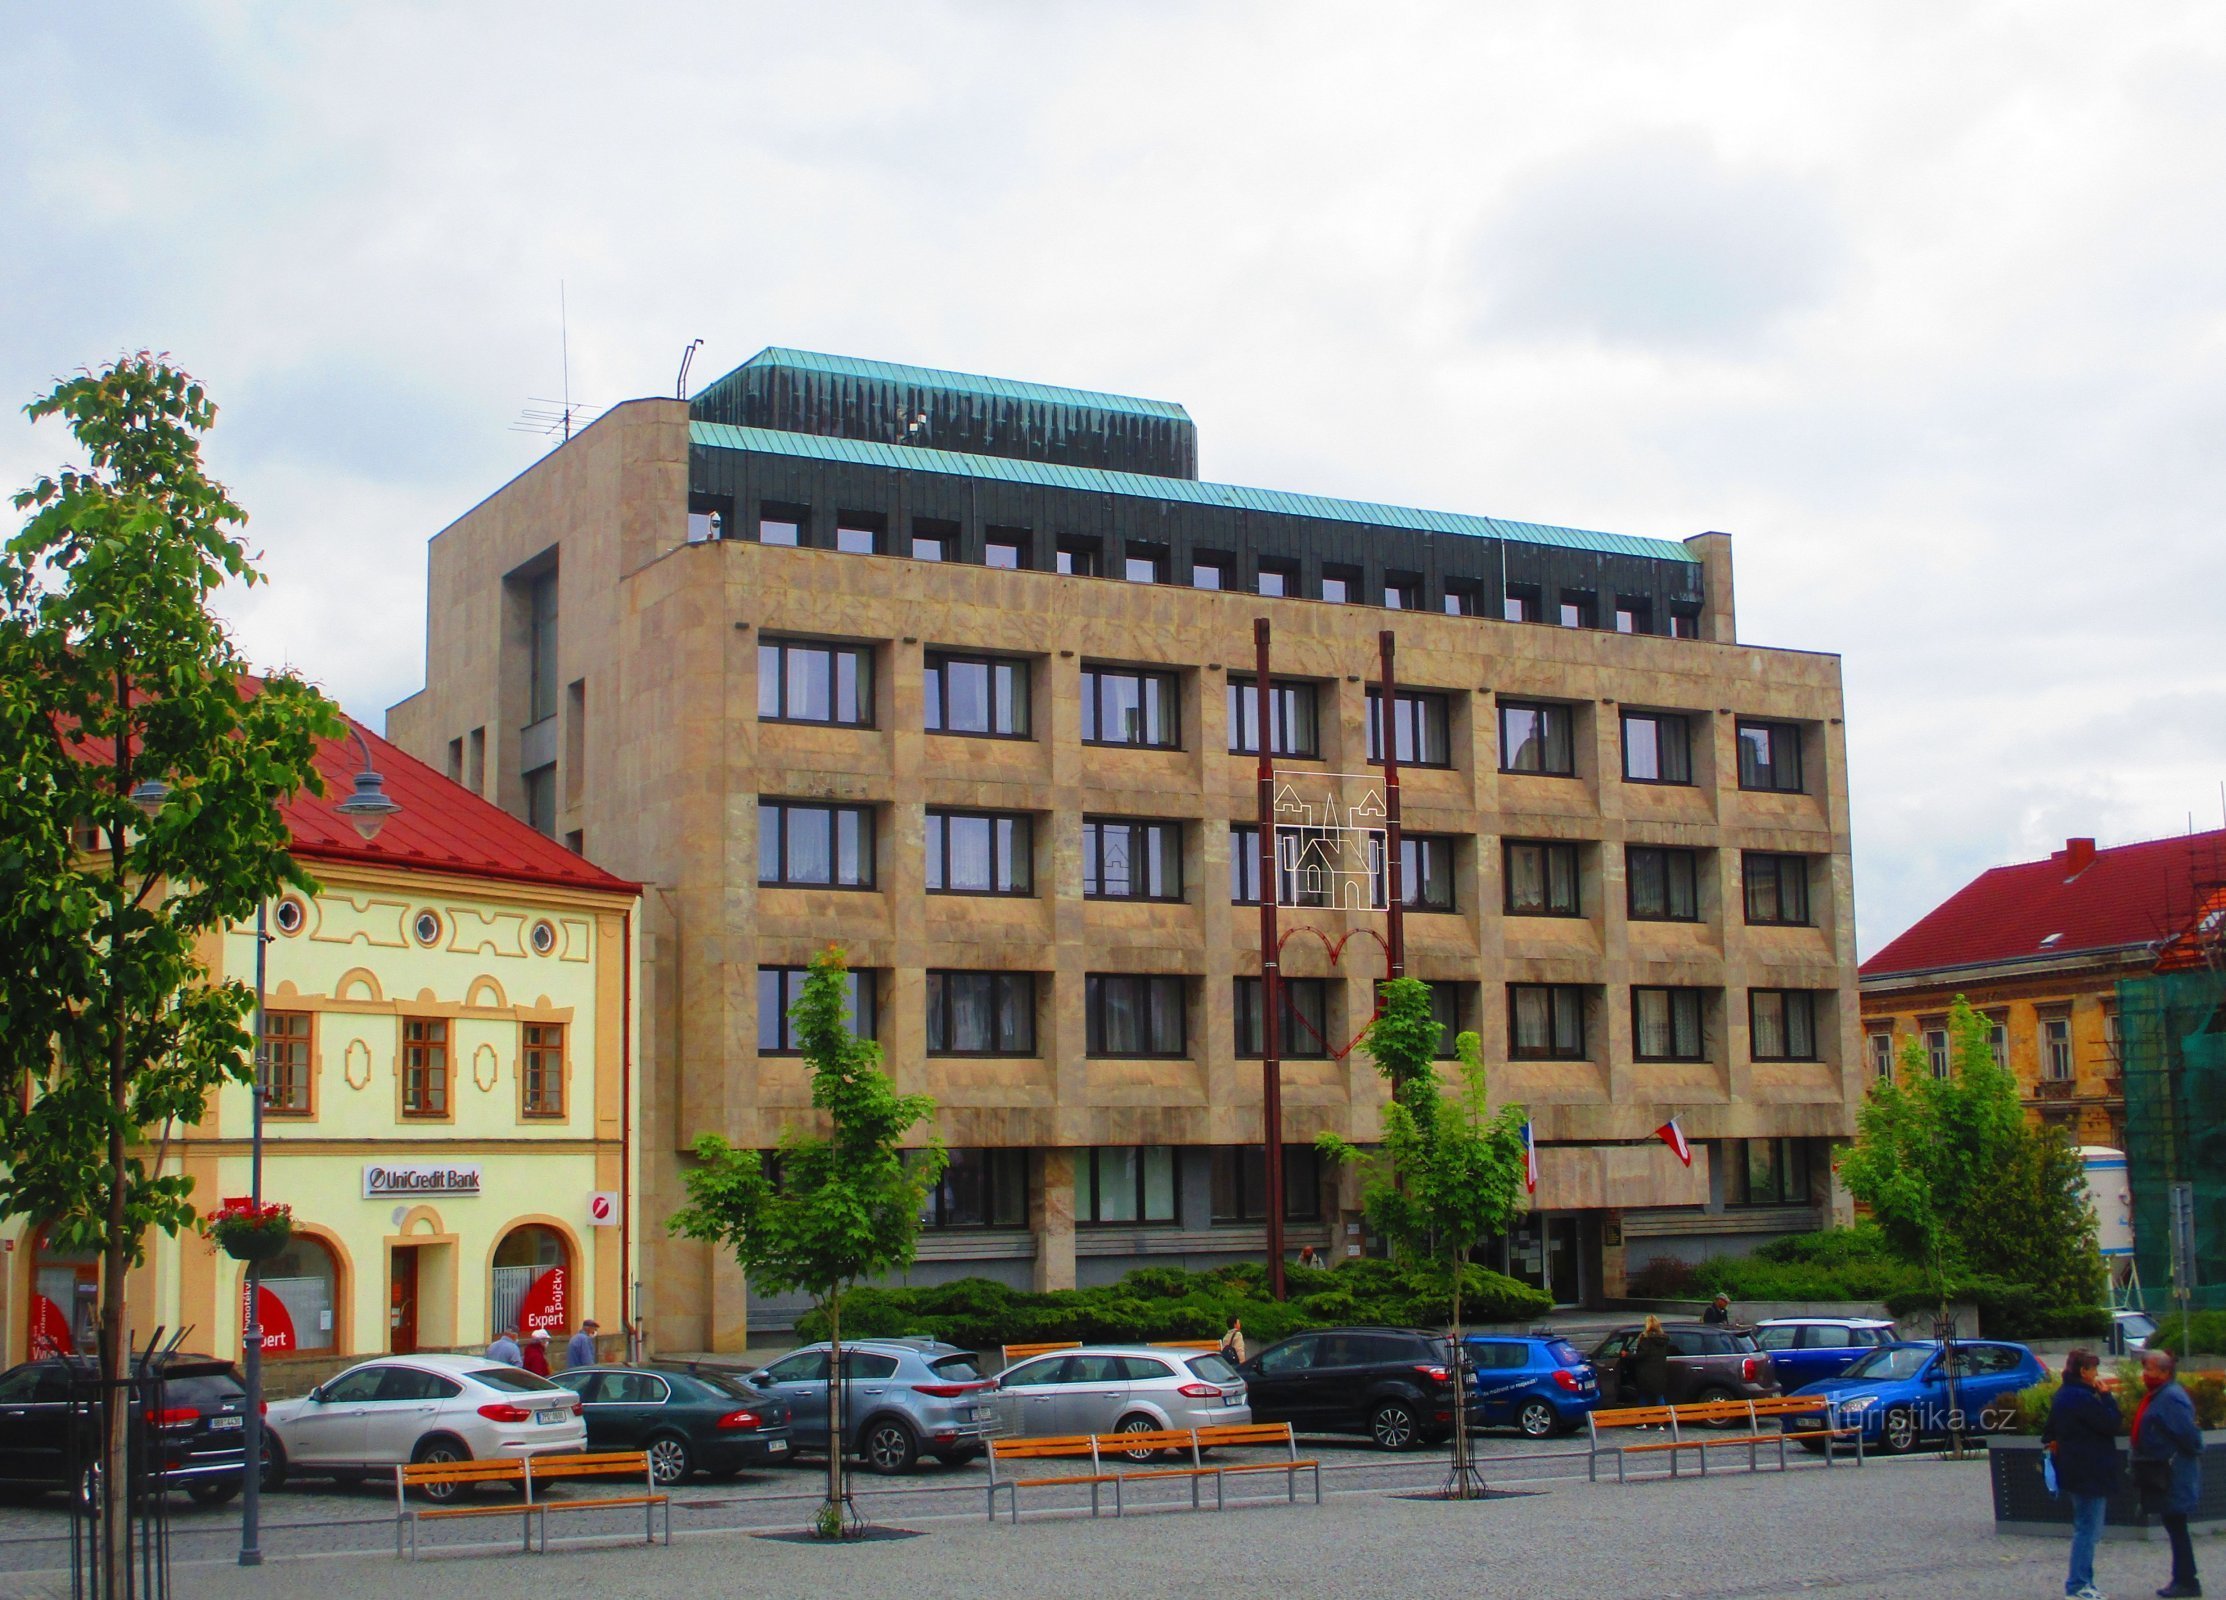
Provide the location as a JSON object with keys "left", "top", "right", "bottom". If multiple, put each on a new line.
{"left": 646, "top": 1433, "right": 693, "bottom": 1486}
{"left": 1879, "top": 1408, "right": 1920, "bottom": 1456}
{"left": 259, "top": 1437, "right": 288, "bottom": 1492}
{"left": 933, "top": 1447, "right": 982, "bottom": 1468}
{"left": 860, "top": 1418, "right": 918, "bottom": 1475}
{"left": 1696, "top": 1386, "right": 1745, "bottom": 1428}
{"left": 185, "top": 1477, "right": 240, "bottom": 1507}
{"left": 1370, "top": 1400, "right": 1421, "bottom": 1451}
{"left": 1114, "top": 1414, "right": 1167, "bottom": 1462}
{"left": 1516, "top": 1400, "right": 1558, "bottom": 1440}
{"left": 410, "top": 1436, "right": 471, "bottom": 1502}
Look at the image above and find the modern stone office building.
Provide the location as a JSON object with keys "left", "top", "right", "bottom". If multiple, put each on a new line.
{"left": 388, "top": 347, "right": 1861, "bottom": 1350}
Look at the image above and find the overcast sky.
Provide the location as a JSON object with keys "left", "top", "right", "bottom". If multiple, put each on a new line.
{"left": 5, "top": 2, "right": 2223, "bottom": 957}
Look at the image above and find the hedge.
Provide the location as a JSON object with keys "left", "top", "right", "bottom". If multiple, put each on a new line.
{"left": 793, "top": 1258, "right": 1552, "bottom": 1351}
{"left": 2009, "top": 1367, "right": 2226, "bottom": 1434}
{"left": 2148, "top": 1309, "right": 2226, "bottom": 1358}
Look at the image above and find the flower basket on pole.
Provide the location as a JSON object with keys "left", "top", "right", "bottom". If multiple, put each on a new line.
{"left": 205, "top": 1200, "right": 293, "bottom": 1263}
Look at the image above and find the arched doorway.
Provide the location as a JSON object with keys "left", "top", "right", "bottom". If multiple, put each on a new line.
{"left": 491, "top": 1224, "right": 570, "bottom": 1339}
{"left": 255, "top": 1234, "right": 341, "bottom": 1355}
{"left": 28, "top": 1229, "right": 98, "bottom": 1358}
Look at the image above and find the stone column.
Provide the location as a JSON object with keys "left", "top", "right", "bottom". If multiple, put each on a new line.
{"left": 1033, "top": 1148, "right": 1077, "bottom": 1292}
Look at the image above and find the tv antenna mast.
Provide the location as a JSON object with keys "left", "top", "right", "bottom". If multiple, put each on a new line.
{"left": 510, "top": 281, "right": 601, "bottom": 444}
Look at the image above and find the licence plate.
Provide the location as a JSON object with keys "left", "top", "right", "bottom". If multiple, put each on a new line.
{"left": 960, "top": 1407, "right": 978, "bottom": 1422}
{"left": 768, "top": 1438, "right": 788, "bottom": 1453}
{"left": 535, "top": 1410, "right": 566, "bottom": 1426}
{"left": 209, "top": 1416, "right": 243, "bottom": 1432}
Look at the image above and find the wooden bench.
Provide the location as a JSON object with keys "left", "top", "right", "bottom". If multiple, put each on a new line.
{"left": 985, "top": 1421, "right": 1320, "bottom": 1523}
{"left": 525, "top": 1450, "right": 670, "bottom": 1553}
{"left": 1147, "top": 1340, "right": 1224, "bottom": 1354}
{"left": 1000, "top": 1340, "right": 1082, "bottom": 1368}
{"left": 1586, "top": 1397, "right": 1862, "bottom": 1484}
{"left": 391, "top": 1451, "right": 669, "bottom": 1560}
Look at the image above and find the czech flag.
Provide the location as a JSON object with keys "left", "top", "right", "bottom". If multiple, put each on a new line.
{"left": 1521, "top": 1121, "right": 1539, "bottom": 1194}
{"left": 1654, "top": 1117, "right": 1692, "bottom": 1167}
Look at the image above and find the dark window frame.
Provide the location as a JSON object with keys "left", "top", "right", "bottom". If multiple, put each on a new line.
{"left": 1443, "top": 580, "right": 1482, "bottom": 617}
{"left": 1498, "top": 699, "right": 1577, "bottom": 776}
{"left": 1255, "top": 558, "right": 1298, "bottom": 598}
{"left": 1425, "top": 981, "right": 1469, "bottom": 1059}
{"left": 1084, "top": 973, "right": 1189, "bottom": 1058}
{"left": 1749, "top": 989, "right": 1821, "bottom": 1062}
{"left": 1122, "top": 543, "right": 1168, "bottom": 584}
{"left": 924, "top": 651, "right": 1031, "bottom": 739}
{"left": 1210, "top": 1144, "right": 1323, "bottom": 1223}
{"left": 1226, "top": 676, "right": 1321, "bottom": 758}
{"left": 1627, "top": 845, "right": 1701, "bottom": 922}
{"left": 1742, "top": 852, "right": 1813, "bottom": 926}
{"left": 925, "top": 970, "right": 1038, "bottom": 1056}
{"left": 1632, "top": 986, "right": 1707, "bottom": 1063}
{"left": 983, "top": 528, "right": 1030, "bottom": 570}
{"left": 1504, "top": 584, "right": 1540, "bottom": 623}
{"left": 1081, "top": 665, "right": 1181, "bottom": 750}
{"left": 757, "top": 966, "right": 879, "bottom": 1054}
{"left": 1055, "top": 536, "right": 1100, "bottom": 576}
{"left": 758, "top": 637, "right": 874, "bottom": 728}
{"left": 1508, "top": 984, "right": 1586, "bottom": 1060}
{"left": 1233, "top": 976, "right": 1331, "bottom": 1059}
{"left": 1397, "top": 834, "right": 1458, "bottom": 912}
{"left": 1557, "top": 589, "right": 1598, "bottom": 630}
{"left": 925, "top": 808, "right": 1034, "bottom": 896}
{"left": 1620, "top": 711, "right": 1694, "bottom": 785}
{"left": 1082, "top": 817, "right": 1185, "bottom": 902}
{"left": 1077, "top": 1145, "right": 1178, "bottom": 1226}
{"left": 1504, "top": 839, "right": 1581, "bottom": 917}
{"left": 1365, "top": 687, "right": 1454, "bottom": 768}
{"left": 1736, "top": 720, "right": 1806, "bottom": 793}
{"left": 1319, "top": 565, "right": 1359, "bottom": 604}
{"left": 758, "top": 800, "right": 876, "bottom": 889}
{"left": 1383, "top": 573, "right": 1421, "bottom": 611}
{"left": 833, "top": 511, "right": 885, "bottom": 555}
{"left": 920, "top": 1147, "right": 1030, "bottom": 1228}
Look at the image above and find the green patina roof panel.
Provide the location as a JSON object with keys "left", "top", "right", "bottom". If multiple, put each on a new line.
{"left": 738, "top": 347, "right": 1193, "bottom": 423}
{"left": 689, "top": 421, "right": 1695, "bottom": 563}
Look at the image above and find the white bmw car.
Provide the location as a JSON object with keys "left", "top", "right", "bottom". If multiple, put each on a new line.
{"left": 265, "top": 1353, "right": 585, "bottom": 1499}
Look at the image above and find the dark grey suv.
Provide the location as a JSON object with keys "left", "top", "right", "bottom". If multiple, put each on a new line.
{"left": 749, "top": 1338, "right": 995, "bottom": 1474}
{"left": 1589, "top": 1323, "right": 1780, "bottom": 1406}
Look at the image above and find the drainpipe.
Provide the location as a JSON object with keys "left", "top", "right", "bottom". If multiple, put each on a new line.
{"left": 620, "top": 908, "right": 635, "bottom": 1361}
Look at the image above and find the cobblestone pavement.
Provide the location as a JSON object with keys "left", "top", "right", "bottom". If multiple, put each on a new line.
{"left": 0, "top": 1438, "right": 2206, "bottom": 1600}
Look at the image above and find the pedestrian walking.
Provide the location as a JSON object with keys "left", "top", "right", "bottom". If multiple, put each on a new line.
{"left": 1220, "top": 1315, "right": 1246, "bottom": 1365}
{"left": 2044, "top": 1348, "right": 2120, "bottom": 1600}
{"left": 1702, "top": 1293, "right": 1732, "bottom": 1326}
{"left": 567, "top": 1319, "right": 600, "bottom": 1370}
{"left": 2130, "top": 1349, "right": 2204, "bottom": 1598}
{"left": 1629, "top": 1315, "right": 1673, "bottom": 1408}
{"left": 521, "top": 1327, "right": 553, "bottom": 1377}
{"left": 487, "top": 1325, "right": 523, "bottom": 1365}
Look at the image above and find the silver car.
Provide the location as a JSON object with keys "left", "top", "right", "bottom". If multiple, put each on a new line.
{"left": 749, "top": 1338, "right": 996, "bottom": 1474}
{"left": 991, "top": 1345, "right": 1250, "bottom": 1457}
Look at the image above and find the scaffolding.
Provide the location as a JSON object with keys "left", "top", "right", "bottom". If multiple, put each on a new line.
{"left": 2118, "top": 961, "right": 2226, "bottom": 1313}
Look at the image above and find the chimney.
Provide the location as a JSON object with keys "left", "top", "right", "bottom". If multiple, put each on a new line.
{"left": 2064, "top": 837, "right": 2097, "bottom": 876}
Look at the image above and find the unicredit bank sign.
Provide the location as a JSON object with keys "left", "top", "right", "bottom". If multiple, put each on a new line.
{"left": 364, "top": 1163, "right": 482, "bottom": 1199}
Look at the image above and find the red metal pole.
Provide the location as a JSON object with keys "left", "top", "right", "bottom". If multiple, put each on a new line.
{"left": 1379, "top": 629, "right": 1405, "bottom": 980}
{"left": 1254, "top": 618, "right": 1287, "bottom": 1301}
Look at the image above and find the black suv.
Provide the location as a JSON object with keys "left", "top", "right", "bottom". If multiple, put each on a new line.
{"left": 1238, "top": 1327, "right": 1466, "bottom": 1450}
{"left": 0, "top": 1354, "right": 250, "bottom": 1503}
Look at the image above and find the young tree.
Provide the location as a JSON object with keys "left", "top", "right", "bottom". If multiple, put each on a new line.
{"left": 0, "top": 355, "right": 340, "bottom": 1586}
{"left": 669, "top": 946, "right": 944, "bottom": 1534}
{"left": 1318, "top": 977, "right": 1529, "bottom": 1496}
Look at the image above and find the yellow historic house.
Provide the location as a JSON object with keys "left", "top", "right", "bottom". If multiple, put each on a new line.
{"left": 1, "top": 715, "right": 639, "bottom": 1377}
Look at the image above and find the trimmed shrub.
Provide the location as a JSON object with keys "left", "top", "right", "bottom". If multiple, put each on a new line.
{"left": 2148, "top": 1309, "right": 2226, "bottom": 1359}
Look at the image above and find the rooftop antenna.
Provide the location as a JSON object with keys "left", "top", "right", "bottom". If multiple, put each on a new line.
{"left": 509, "top": 281, "right": 602, "bottom": 444}
{"left": 560, "top": 282, "right": 573, "bottom": 441}
{"left": 676, "top": 338, "right": 704, "bottom": 401}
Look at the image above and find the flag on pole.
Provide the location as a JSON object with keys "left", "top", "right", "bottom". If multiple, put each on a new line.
{"left": 1521, "top": 1121, "right": 1539, "bottom": 1194}
{"left": 1654, "top": 1117, "right": 1692, "bottom": 1167}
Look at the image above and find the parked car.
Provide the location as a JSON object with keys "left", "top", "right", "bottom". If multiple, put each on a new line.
{"left": 554, "top": 1364, "right": 793, "bottom": 1484}
{"left": 263, "top": 1355, "right": 585, "bottom": 1500}
{"left": 0, "top": 1353, "right": 249, "bottom": 1504}
{"left": 1461, "top": 1335, "right": 1598, "bottom": 1437}
{"left": 1238, "top": 1327, "right": 1466, "bottom": 1451}
{"left": 1750, "top": 1318, "right": 1896, "bottom": 1387}
{"left": 1587, "top": 1323, "right": 1780, "bottom": 1407}
{"left": 1787, "top": 1339, "right": 2046, "bottom": 1455}
{"left": 2110, "top": 1309, "right": 2157, "bottom": 1355}
{"left": 989, "top": 1346, "right": 1249, "bottom": 1456}
{"left": 747, "top": 1338, "right": 995, "bottom": 1475}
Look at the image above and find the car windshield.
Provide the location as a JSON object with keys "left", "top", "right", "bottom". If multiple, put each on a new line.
{"left": 2121, "top": 1313, "right": 2157, "bottom": 1337}
{"left": 930, "top": 1354, "right": 983, "bottom": 1382}
{"left": 471, "top": 1366, "right": 562, "bottom": 1393}
{"left": 162, "top": 1375, "right": 244, "bottom": 1408}
{"left": 1546, "top": 1340, "right": 1587, "bottom": 1367}
{"left": 1726, "top": 1332, "right": 1759, "bottom": 1353}
{"left": 1185, "top": 1353, "right": 1241, "bottom": 1384}
{"left": 1841, "top": 1346, "right": 1933, "bottom": 1381}
{"left": 693, "top": 1370, "right": 763, "bottom": 1399}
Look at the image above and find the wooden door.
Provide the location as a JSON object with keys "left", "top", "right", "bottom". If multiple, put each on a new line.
{"left": 389, "top": 1248, "right": 418, "bottom": 1355}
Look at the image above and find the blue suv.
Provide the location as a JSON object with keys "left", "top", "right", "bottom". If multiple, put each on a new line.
{"left": 1461, "top": 1335, "right": 1599, "bottom": 1437}
{"left": 1789, "top": 1339, "right": 2045, "bottom": 1455}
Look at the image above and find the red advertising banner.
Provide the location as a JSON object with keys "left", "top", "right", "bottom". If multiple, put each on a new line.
{"left": 245, "top": 1284, "right": 298, "bottom": 1355}
{"left": 27, "top": 1295, "right": 72, "bottom": 1359}
{"left": 517, "top": 1266, "right": 568, "bottom": 1334}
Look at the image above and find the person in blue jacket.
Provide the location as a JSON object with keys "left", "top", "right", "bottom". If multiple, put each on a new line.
{"left": 2045, "top": 1348, "right": 2121, "bottom": 1600}
{"left": 2131, "top": 1349, "right": 2204, "bottom": 1599}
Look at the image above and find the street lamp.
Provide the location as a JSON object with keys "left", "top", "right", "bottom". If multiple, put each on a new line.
{"left": 240, "top": 723, "right": 398, "bottom": 1567}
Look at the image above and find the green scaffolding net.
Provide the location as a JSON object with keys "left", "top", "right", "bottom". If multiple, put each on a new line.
{"left": 2118, "top": 968, "right": 2226, "bottom": 1311}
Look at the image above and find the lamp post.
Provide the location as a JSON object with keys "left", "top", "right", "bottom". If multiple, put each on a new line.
{"left": 240, "top": 725, "right": 397, "bottom": 1567}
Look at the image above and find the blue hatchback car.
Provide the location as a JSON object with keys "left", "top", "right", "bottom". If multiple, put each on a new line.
{"left": 1461, "top": 1335, "right": 1599, "bottom": 1438}
{"left": 1789, "top": 1339, "right": 2045, "bottom": 1455}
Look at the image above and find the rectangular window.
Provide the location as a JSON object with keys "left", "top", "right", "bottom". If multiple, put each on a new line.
{"left": 758, "top": 639, "right": 873, "bottom": 726}
{"left": 1256, "top": 559, "right": 1296, "bottom": 597}
{"left": 1443, "top": 580, "right": 1481, "bottom": 617}
{"left": 1743, "top": 853, "right": 1812, "bottom": 926}
{"left": 1749, "top": 990, "right": 1820, "bottom": 1061}
{"left": 757, "top": 966, "right": 878, "bottom": 1053}
{"left": 1231, "top": 824, "right": 1262, "bottom": 905}
{"left": 834, "top": 512, "right": 883, "bottom": 555}
{"left": 1558, "top": 590, "right": 1597, "bottom": 630}
{"left": 1365, "top": 689, "right": 1452, "bottom": 767}
{"left": 1383, "top": 576, "right": 1420, "bottom": 610}
{"left": 1621, "top": 712, "right": 1693, "bottom": 784}
{"left": 1085, "top": 974, "right": 1188, "bottom": 1057}
{"left": 1632, "top": 988, "right": 1705, "bottom": 1062}
{"left": 924, "top": 653, "right": 1029, "bottom": 737}
{"left": 527, "top": 569, "right": 559, "bottom": 725}
{"left": 1867, "top": 1031, "right": 1895, "bottom": 1081}
{"left": 1191, "top": 557, "right": 1226, "bottom": 590}
{"left": 925, "top": 971, "right": 1036, "bottom": 1055}
{"left": 1627, "top": 846, "right": 1700, "bottom": 922}
{"left": 1081, "top": 666, "right": 1180, "bottom": 748}
{"left": 759, "top": 801, "right": 875, "bottom": 888}
{"left": 1320, "top": 567, "right": 1356, "bottom": 604}
{"left": 1425, "top": 981, "right": 1467, "bottom": 1059}
{"left": 1209, "top": 1145, "right": 1322, "bottom": 1223}
{"left": 911, "top": 534, "right": 948, "bottom": 562}
{"left": 1923, "top": 1023, "right": 1950, "bottom": 1079}
{"left": 522, "top": 1021, "right": 565, "bottom": 1117}
{"left": 758, "top": 501, "right": 807, "bottom": 545}
{"left": 1083, "top": 818, "right": 1183, "bottom": 901}
{"left": 1233, "top": 977, "right": 1330, "bottom": 1058}
{"left": 1055, "top": 537, "right": 1099, "bottom": 576}
{"left": 446, "top": 738, "right": 464, "bottom": 782}
{"left": 1731, "top": 1137, "right": 1814, "bottom": 1206}
{"left": 1077, "top": 1146, "right": 1177, "bottom": 1225}
{"left": 1671, "top": 612, "right": 1700, "bottom": 639}
{"left": 1504, "top": 840, "right": 1580, "bottom": 916}
{"left": 921, "top": 1148, "right": 1029, "bottom": 1228}
{"left": 1123, "top": 545, "right": 1167, "bottom": 584}
{"left": 925, "top": 810, "right": 1033, "bottom": 895}
{"left": 467, "top": 727, "right": 486, "bottom": 793}
{"left": 1504, "top": 584, "right": 1539, "bottom": 623}
{"left": 1499, "top": 700, "right": 1576, "bottom": 775}
{"left": 983, "top": 530, "right": 1028, "bottom": 569}
{"left": 1508, "top": 985, "right": 1585, "bottom": 1059}
{"left": 2042, "top": 1016, "right": 2073, "bottom": 1080}
{"left": 263, "top": 1011, "right": 313, "bottom": 1115}
{"left": 402, "top": 1017, "right": 448, "bottom": 1117}
{"left": 1986, "top": 1016, "right": 2009, "bottom": 1070}
{"left": 1614, "top": 598, "right": 1651, "bottom": 634}
{"left": 1736, "top": 720, "right": 1805, "bottom": 792}
{"left": 1394, "top": 835, "right": 1456, "bottom": 912}
{"left": 1226, "top": 677, "right": 1319, "bottom": 757}
{"left": 523, "top": 765, "right": 556, "bottom": 836}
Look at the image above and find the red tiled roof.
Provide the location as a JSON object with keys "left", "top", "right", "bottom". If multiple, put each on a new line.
{"left": 284, "top": 713, "right": 634, "bottom": 896}
{"left": 1861, "top": 828, "right": 2226, "bottom": 978}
